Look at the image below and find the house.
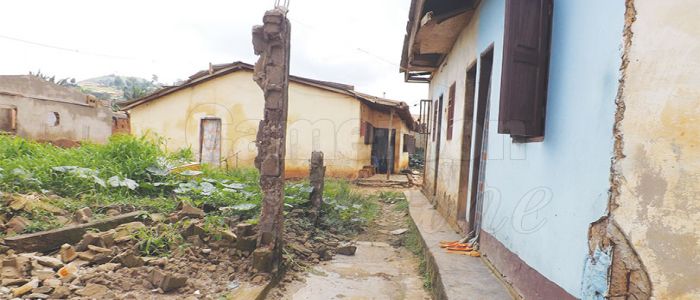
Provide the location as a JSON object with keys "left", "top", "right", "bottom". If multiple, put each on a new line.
{"left": 402, "top": 0, "right": 699, "bottom": 299}
{"left": 121, "top": 62, "right": 414, "bottom": 178}
{"left": 0, "top": 75, "right": 113, "bottom": 144}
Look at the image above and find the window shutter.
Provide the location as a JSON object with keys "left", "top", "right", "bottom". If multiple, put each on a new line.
{"left": 446, "top": 83, "right": 456, "bottom": 140}
{"left": 498, "top": 0, "right": 553, "bottom": 138}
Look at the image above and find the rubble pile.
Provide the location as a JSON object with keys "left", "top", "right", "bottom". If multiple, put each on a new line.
{"left": 0, "top": 202, "right": 363, "bottom": 299}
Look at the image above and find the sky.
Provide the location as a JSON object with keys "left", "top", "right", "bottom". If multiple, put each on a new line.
{"left": 0, "top": 0, "right": 428, "bottom": 112}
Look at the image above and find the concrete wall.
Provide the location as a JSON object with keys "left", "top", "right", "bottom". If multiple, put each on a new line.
{"left": 0, "top": 76, "right": 113, "bottom": 143}
{"left": 613, "top": 0, "right": 700, "bottom": 298}
{"left": 423, "top": 12, "right": 479, "bottom": 227}
{"left": 129, "top": 70, "right": 409, "bottom": 178}
{"left": 423, "top": 0, "right": 626, "bottom": 297}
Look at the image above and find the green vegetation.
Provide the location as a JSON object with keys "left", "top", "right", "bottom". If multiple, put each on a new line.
{"left": 0, "top": 135, "right": 378, "bottom": 240}
{"left": 391, "top": 192, "right": 432, "bottom": 291}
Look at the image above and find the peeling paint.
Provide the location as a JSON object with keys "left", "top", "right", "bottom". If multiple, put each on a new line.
{"left": 582, "top": 247, "right": 612, "bottom": 300}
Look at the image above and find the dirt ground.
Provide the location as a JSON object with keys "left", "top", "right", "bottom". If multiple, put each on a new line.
{"left": 269, "top": 187, "right": 432, "bottom": 300}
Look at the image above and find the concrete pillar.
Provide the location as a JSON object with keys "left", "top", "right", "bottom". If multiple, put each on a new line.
{"left": 309, "top": 151, "right": 325, "bottom": 225}
{"left": 251, "top": 7, "right": 291, "bottom": 274}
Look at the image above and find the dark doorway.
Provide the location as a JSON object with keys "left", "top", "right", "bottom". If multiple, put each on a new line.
{"left": 468, "top": 46, "right": 494, "bottom": 236}
{"left": 433, "top": 95, "right": 444, "bottom": 196}
{"left": 371, "top": 128, "right": 396, "bottom": 174}
{"left": 457, "top": 63, "right": 478, "bottom": 233}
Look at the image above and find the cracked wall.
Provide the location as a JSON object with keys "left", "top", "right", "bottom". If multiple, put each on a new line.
{"left": 607, "top": 0, "right": 700, "bottom": 298}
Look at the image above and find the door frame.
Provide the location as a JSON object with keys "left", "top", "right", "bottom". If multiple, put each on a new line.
{"left": 433, "top": 95, "right": 444, "bottom": 196}
{"left": 199, "top": 117, "right": 222, "bottom": 166}
{"left": 457, "top": 62, "right": 478, "bottom": 233}
{"left": 468, "top": 45, "right": 495, "bottom": 236}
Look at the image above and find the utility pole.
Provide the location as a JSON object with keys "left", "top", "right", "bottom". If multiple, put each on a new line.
{"left": 251, "top": 5, "right": 291, "bottom": 274}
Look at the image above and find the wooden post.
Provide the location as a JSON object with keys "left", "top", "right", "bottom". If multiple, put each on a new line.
{"left": 386, "top": 108, "right": 394, "bottom": 180}
{"left": 251, "top": 7, "right": 291, "bottom": 274}
{"left": 309, "top": 151, "right": 325, "bottom": 225}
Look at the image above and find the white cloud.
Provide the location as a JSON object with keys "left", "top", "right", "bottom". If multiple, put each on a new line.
{"left": 0, "top": 0, "right": 428, "bottom": 110}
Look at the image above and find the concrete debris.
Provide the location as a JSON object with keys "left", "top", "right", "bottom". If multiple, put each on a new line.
{"left": 59, "top": 244, "right": 77, "bottom": 263}
{"left": 178, "top": 202, "right": 205, "bottom": 219}
{"left": 117, "top": 251, "right": 144, "bottom": 268}
{"left": 149, "top": 268, "right": 188, "bottom": 292}
{"left": 35, "top": 256, "right": 64, "bottom": 270}
{"left": 11, "top": 278, "right": 39, "bottom": 297}
{"left": 336, "top": 243, "right": 357, "bottom": 256}
{"left": 27, "top": 292, "right": 50, "bottom": 299}
{"left": 50, "top": 285, "right": 70, "bottom": 299}
{"left": 390, "top": 228, "right": 409, "bottom": 235}
{"left": 72, "top": 207, "right": 93, "bottom": 224}
{"left": 75, "top": 283, "right": 108, "bottom": 297}
{"left": 31, "top": 285, "right": 53, "bottom": 294}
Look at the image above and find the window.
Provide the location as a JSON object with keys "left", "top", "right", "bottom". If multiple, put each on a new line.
{"left": 498, "top": 0, "right": 553, "bottom": 140}
{"left": 403, "top": 134, "right": 416, "bottom": 153}
{"left": 363, "top": 122, "right": 374, "bottom": 145}
{"left": 0, "top": 107, "right": 17, "bottom": 133}
{"left": 47, "top": 112, "right": 60, "bottom": 127}
{"left": 446, "top": 83, "right": 456, "bottom": 140}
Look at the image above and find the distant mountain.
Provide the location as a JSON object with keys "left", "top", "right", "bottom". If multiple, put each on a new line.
{"left": 78, "top": 75, "right": 161, "bottom": 103}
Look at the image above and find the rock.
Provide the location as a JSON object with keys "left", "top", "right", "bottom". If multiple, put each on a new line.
{"left": 186, "top": 235, "right": 204, "bottom": 248}
{"left": 235, "top": 236, "right": 257, "bottom": 252}
{"left": 117, "top": 252, "right": 144, "bottom": 268}
{"left": 27, "top": 293, "right": 50, "bottom": 299}
{"left": 31, "top": 286, "right": 53, "bottom": 294}
{"left": 149, "top": 269, "right": 187, "bottom": 292}
{"left": 180, "top": 222, "right": 206, "bottom": 238}
{"left": 42, "top": 278, "right": 62, "bottom": 288}
{"left": 35, "top": 256, "right": 64, "bottom": 269}
{"left": 114, "top": 222, "right": 145, "bottom": 240}
{"left": 87, "top": 245, "right": 112, "bottom": 254}
{"left": 77, "top": 251, "right": 95, "bottom": 262}
{"left": 105, "top": 208, "right": 121, "bottom": 216}
{"left": 6, "top": 216, "right": 30, "bottom": 234}
{"left": 201, "top": 249, "right": 212, "bottom": 255}
{"left": 336, "top": 243, "right": 357, "bottom": 256}
{"left": 289, "top": 242, "right": 313, "bottom": 257}
{"left": 178, "top": 203, "right": 205, "bottom": 219}
{"left": 73, "top": 207, "right": 93, "bottom": 224}
{"left": 1, "top": 278, "right": 28, "bottom": 286}
{"left": 51, "top": 286, "right": 70, "bottom": 299}
{"left": 149, "top": 213, "right": 165, "bottom": 223}
{"left": 11, "top": 278, "right": 39, "bottom": 297}
{"left": 319, "top": 249, "right": 333, "bottom": 261}
{"left": 236, "top": 223, "right": 255, "bottom": 237}
{"left": 59, "top": 244, "right": 78, "bottom": 263}
{"left": 96, "top": 263, "right": 120, "bottom": 272}
{"left": 32, "top": 269, "right": 55, "bottom": 280}
{"left": 390, "top": 228, "right": 408, "bottom": 235}
{"left": 220, "top": 230, "right": 238, "bottom": 242}
{"left": 98, "top": 230, "right": 116, "bottom": 248}
{"left": 76, "top": 232, "right": 100, "bottom": 251}
{"left": 57, "top": 264, "right": 77, "bottom": 280}
{"left": 1, "top": 257, "right": 23, "bottom": 279}
{"left": 75, "top": 283, "right": 108, "bottom": 297}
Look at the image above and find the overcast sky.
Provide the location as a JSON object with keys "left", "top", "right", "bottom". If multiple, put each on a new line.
{"left": 0, "top": 0, "right": 427, "bottom": 111}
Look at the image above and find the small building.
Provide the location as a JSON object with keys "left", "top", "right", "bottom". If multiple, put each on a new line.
{"left": 402, "top": 0, "right": 699, "bottom": 299}
{"left": 0, "top": 75, "right": 113, "bottom": 144}
{"left": 121, "top": 62, "right": 414, "bottom": 178}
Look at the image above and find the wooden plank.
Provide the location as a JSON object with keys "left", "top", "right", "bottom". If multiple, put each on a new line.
{"left": 2, "top": 211, "right": 145, "bottom": 253}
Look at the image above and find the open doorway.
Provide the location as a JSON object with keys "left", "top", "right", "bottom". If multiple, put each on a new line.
{"left": 371, "top": 128, "right": 396, "bottom": 174}
{"left": 467, "top": 46, "right": 494, "bottom": 236}
{"left": 457, "top": 63, "right": 478, "bottom": 233}
{"left": 199, "top": 118, "right": 222, "bottom": 167}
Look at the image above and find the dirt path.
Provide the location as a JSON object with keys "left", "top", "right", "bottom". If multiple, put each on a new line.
{"left": 270, "top": 188, "right": 431, "bottom": 300}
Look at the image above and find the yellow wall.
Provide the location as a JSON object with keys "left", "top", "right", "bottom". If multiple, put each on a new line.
{"left": 129, "top": 70, "right": 409, "bottom": 178}
{"left": 614, "top": 1, "right": 700, "bottom": 298}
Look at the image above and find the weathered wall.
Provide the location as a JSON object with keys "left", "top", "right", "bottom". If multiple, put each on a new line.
{"left": 129, "top": 70, "right": 407, "bottom": 178}
{"left": 0, "top": 76, "right": 113, "bottom": 143}
{"left": 474, "top": 0, "right": 625, "bottom": 297}
{"left": 613, "top": 0, "right": 700, "bottom": 298}
{"left": 423, "top": 11, "right": 479, "bottom": 229}
{"left": 422, "top": 0, "right": 626, "bottom": 296}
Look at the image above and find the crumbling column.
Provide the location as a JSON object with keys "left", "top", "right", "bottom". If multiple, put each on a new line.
{"left": 251, "top": 7, "right": 291, "bottom": 274}
{"left": 309, "top": 151, "right": 325, "bottom": 224}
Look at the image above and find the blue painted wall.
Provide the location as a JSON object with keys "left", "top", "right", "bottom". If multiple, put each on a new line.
{"left": 475, "top": 0, "right": 625, "bottom": 297}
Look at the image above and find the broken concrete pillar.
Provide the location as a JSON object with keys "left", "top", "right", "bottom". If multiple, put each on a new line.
{"left": 251, "top": 6, "right": 291, "bottom": 274}
{"left": 309, "top": 151, "right": 326, "bottom": 224}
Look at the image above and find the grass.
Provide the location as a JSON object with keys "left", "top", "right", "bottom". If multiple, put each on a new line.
{"left": 0, "top": 135, "right": 380, "bottom": 251}
{"left": 390, "top": 192, "right": 433, "bottom": 291}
